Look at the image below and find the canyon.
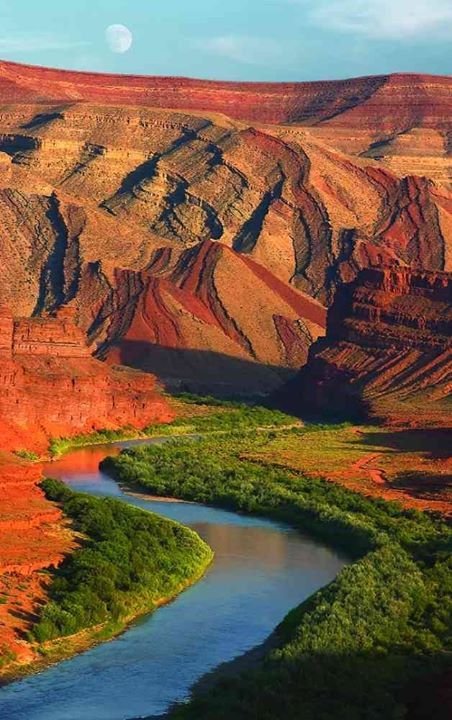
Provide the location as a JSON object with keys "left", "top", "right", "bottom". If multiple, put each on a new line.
{"left": 0, "top": 62, "right": 449, "bottom": 396}
{"left": 0, "top": 60, "right": 450, "bottom": 680}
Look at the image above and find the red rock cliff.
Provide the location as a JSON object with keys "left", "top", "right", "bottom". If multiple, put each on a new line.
{"left": 283, "top": 268, "right": 452, "bottom": 425}
{"left": 0, "top": 306, "right": 173, "bottom": 452}
{"left": 0, "top": 61, "right": 450, "bottom": 128}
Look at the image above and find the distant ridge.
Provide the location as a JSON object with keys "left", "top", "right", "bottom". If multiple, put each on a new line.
{"left": 0, "top": 59, "right": 451, "bottom": 127}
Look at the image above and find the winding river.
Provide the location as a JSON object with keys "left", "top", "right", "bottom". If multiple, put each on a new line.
{"left": 0, "top": 438, "right": 347, "bottom": 720}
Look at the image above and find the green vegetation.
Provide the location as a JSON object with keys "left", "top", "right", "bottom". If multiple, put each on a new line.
{"left": 48, "top": 402, "right": 296, "bottom": 458}
{"left": 0, "top": 645, "right": 17, "bottom": 668}
{"left": 142, "top": 404, "right": 297, "bottom": 437}
{"left": 102, "top": 431, "right": 452, "bottom": 720}
{"left": 13, "top": 449, "right": 39, "bottom": 461}
{"left": 48, "top": 427, "right": 143, "bottom": 457}
{"left": 172, "top": 392, "right": 251, "bottom": 407}
{"left": 32, "top": 479, "right": 213, "bottom": 643}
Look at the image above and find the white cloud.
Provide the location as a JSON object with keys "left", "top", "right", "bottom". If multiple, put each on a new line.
{"left": 198, "top": 34, "right": 283, "bottom": 65}
{"left": 0, "top": 34, "right": 89, "bottom": 53}
{"left": 292, "top": 0, "right": 452, "bottom": 39}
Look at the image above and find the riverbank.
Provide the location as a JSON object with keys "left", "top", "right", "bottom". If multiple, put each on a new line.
{"left": 47, "top": 400, "right": 300, "bottom": 459}
{"left": 103, "top": 433, "right": 451, "bottom": 720}
{"left": 0, "top": 399, "right": 300, "bottom": 681}
{"left": 0, "top": 479, "right": 213, "bottom": 685}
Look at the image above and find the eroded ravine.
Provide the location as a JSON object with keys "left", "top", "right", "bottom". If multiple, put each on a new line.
{"left": 0, "top": 438, "right": 347, "bottom": 720}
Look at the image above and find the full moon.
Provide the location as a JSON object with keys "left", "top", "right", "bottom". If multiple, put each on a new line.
{"left": 105, "top": 24, "right": 133, "bottom": 54}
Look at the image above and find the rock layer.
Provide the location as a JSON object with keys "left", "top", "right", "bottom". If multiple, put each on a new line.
{"left": 0, "top": 61, "right": 450, "bottom": 128}
{"left": 0, "top": 61, "right": 450, "bottom": 393}
{"left": 97, "top": 240, "right": 326, "bottom": 394}
{"left": 286, "top": 268, "right": 452, "bottom": 425}
{"left": 0, "top": 306, "right": 173, "bottom": 453}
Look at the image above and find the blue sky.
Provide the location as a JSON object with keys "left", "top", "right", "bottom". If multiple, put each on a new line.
{"left": 0, "top": 0, "right": 451, "bottom": 80}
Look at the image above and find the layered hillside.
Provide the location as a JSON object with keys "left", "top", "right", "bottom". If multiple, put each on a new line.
{"left": 0, "top": 61, "right": 450, "bottom": 129}
{"left": 287, "top": 268, "right": 452, "bottom": 425}
{"left": 96, "top": 241, "right": 325, "bottom": 394}
{"left": 0, "top": 61, "right": 450, "bottom": 392}
{"left": 0, "top": 306, "right": 172, "bottom": 453}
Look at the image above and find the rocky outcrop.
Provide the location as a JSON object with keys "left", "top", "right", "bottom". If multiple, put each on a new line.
{"left": 0, "top": 61, "right": 450, "bottom": 129}
{"left": 0, "top": 306, "right": 173, "bottom": 453}
{"left": 0, "top": 61, "right": 450, "bottom": 393}
{"left": 0, "top": 456, "right": 75, "bottom": 666}
{"left": 97, "top": 241, "right": 326, "bottom": 395}
{"left": 0, "top": 305, "right": 90, "bottom": 357}
{"left": 284, "top": 268, "right": 452, "bottom": 425}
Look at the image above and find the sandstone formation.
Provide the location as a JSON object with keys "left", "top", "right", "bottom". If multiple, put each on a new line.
{"left": 285, "top": 268, "right": 452, "bottom": 425}
{"left": 97, "top": 240, "right": 326, "bottom": 394}
{"left": 0, "top": 61, "right": 450, "bottom": 129}
{"left": 0, "top": 456, "right": 75, "bottom": 666}
{"left": 0, "top": 305, "right": 173, "bottom": 453}
{"left": 0, "top": 61, "right": 450, "bottom": 393}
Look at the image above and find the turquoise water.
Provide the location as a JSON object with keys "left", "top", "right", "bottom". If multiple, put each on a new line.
{"left": 0, "top": 439, "right": 347, "bottom": 720}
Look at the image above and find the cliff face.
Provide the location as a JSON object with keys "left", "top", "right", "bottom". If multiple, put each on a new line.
{"left": 288, "top": 268, "right": 452, "bottom": 425}
{"left": 0, "top": 62, "right": 450, "bottom": 128}
{"left": 0, "top": 307, "right": 173, "bottom": 453}
{"left": 0, "top": 61, "right": 450, "bottom": 393}
{"left": 96, "top": 241, "right": 326, "bottom": 394}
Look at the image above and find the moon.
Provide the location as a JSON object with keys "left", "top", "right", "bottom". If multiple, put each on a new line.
{"left": 105, "top": 24, "right": 133, "bottom": 54}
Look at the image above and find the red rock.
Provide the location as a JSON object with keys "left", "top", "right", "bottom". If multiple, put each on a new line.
{"left": 98, "top": 240, "right": 326, "bottom": 395}
{"left": 0, "top": 61, "right": 450, "bottom": 128}
{"left": 0, "top": 306, "right": 173, "bottom": 453}
{"left": 0, "top": 60, "right": 449, "bottom": 396}
{"left": 283, "top": 268, "right": 452, "bottom": 426}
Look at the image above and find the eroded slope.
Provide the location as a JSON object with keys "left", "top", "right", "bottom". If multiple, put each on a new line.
{"left": 287, "top": 267, "right": 452, "bottom": 425}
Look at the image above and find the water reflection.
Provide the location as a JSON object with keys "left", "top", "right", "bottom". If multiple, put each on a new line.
{"left": 0, "top": 440, "right": 347, "bottom": 720}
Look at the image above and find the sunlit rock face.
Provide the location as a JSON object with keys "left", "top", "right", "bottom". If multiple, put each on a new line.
{"left": 0, "top": 305, "right": 173, "bottom": 453}
{"left": 0, "top": 61, "right": 450, "bottom": 393}
{"left": 284, "top": 268, "right": 452, "bottom": 425}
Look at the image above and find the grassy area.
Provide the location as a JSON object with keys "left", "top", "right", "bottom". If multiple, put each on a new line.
{"left": 243, "top": 424, "right": 368, "bottom": 476}
{"left": 31, "top": 479, "right": 213, "bottom": 644}
{"left": 13, "top": 449, "right": 40, "bottom": 462}
{"left": 243, "top": 424, "right": 451, "bottom": 510}
{"left": 143, "top": 404, "right": 298, "bottom": 437}
{"left": 48, "top": 427, "right": 147, "bottom": 457}
{"left": 48, "top": 403, "right": 298, "bottom": 458}
{"left": 102, "top": 432, "right": 452, "bottom": 720}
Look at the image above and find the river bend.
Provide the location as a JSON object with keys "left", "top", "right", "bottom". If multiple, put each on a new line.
{"left": 0, "top": 439, "right": 347, "bottom": 720}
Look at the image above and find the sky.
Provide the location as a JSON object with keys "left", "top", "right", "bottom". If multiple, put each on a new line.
{"left": 0, "top": 0, "right": 450, "bottom": 81}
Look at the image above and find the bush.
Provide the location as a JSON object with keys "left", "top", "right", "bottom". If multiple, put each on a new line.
{"left": 33, "top": 478, "right": 213, "bottom": 642}
{"left": 102, "top": 433, "right": 451, "bottom": 720}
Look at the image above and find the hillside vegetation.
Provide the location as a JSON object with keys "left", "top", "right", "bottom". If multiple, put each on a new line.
{"left": 31, "top": 479, "right": 213, "bottom": 644}
{"left": 103, "top": 430, "right": 452, "bottom": 720}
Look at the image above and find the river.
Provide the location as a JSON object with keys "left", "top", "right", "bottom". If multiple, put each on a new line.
{"left": 0, "top": 438, "right": 347, "bottom": 720}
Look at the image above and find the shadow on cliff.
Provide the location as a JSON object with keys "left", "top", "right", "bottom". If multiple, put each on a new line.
{"left": 269, "top": 361, "right": 374, "bottom": 423}
{"left": 355, "top": 428, "right": 452, "bottom": 459}
{"left": 106, "top": 341, "right": 296, "bottom": 399}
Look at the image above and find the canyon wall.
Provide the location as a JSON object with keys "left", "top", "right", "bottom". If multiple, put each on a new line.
{"left": 284, "top": 268, "right": 452, "bottom": 425}
{"left": 0, "top": 61, "right": 450, "bottom": 129}
{"left": 0, "top": 61, "right": 450, "bottom": 393}
{"left": 0, "top": 307, "right": 173, "bottom": 453}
